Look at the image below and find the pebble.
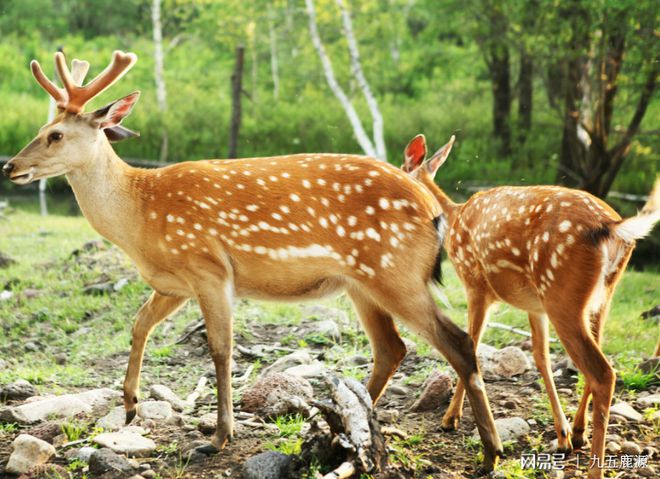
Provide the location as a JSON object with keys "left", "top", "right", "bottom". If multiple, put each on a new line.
{"left": 5, "top": 434, "right": 56, "bottom": 475}
{"left": 610, "top": 402, "right": 643, "bottom": 422}
{"left": 1, "top": 379, "right": 39, "bottom": 401}
{"left": 93, "top": 432, "right": 157, "bottom": 457}
{"left": 636, "top": 393, "right": 660, "bottom": 409}
{"left": 242, "top": 451, "right": 293, "bottom": 479}
{"left": 639, "top": 466, "right": 655, "bottom": 477}
{"left": 261, "top": 350, "right": 313, "bottom": 376}
{"left": 606, "top": 441, "right": 621, "bottom": 454}
{"left": 473, "top": 417, "right": 530, "bottom": 442}
{"left": 89, "top": 448, "right": 136, "bottom": 476}
{"left": 376, "top": 409, "right": 399, "bottom": 424}
{"left": 388, "top": 384, "right": 409, "bottom": 396}
{"left": 410, "top": 371, "right": 453, "bottom": 412}
{"left": 137, "top": 400, "right": 173, "bottom": 422}
{"left": 620, "top": 441, "right": 642, "bottom": 455}
{"left": 149, "top": 384, "right": 188, "bottom": 412}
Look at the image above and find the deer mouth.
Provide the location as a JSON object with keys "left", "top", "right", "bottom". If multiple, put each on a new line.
{"left": 10, "top": 168, "right": 36, "bottom": 185}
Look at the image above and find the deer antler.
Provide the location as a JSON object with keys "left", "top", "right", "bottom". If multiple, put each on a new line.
{"left": 31, "top": 50, "right": 137, "bottom": 114}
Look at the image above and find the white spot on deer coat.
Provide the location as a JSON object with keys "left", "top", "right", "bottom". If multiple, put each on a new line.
{"left": 559, "top": 220, "right": 572, "bottom": 232}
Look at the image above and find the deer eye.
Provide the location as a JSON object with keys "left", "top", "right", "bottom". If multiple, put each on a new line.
{"left": 48, "top": 131, "right": 63, "bottom": 144}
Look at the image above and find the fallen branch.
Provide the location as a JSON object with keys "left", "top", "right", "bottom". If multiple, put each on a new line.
{"left": 488, "top": 321, "right": 558, "bottom": 343}
{"left": 183, "top": 376, "right": 207, "bottom": 410}
{"left": 322, "top": 461, "right": 355, "bottom": 479}
{"left": 175, "top": 319, "right": 205, "bottom": 345}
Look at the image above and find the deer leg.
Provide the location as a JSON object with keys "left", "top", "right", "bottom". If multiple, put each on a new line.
{"left": 347, "top": 286, "right": 406, "bottom": 403}
{"left": 442, "top": 292, "right": 494, "bottom": 430}
{"left": 528, "top": 313, "right": 573, "bottom": 452}
{"left": 374, "top": 286, "right": 502, "bottom": 472}
{"left": 124, "top": 291, "right": 188, "bottom": 423}
{"left": 548, "top": 309, "right": 614, "bottom": 479}
{"left": 195, "top": 281, "right": 234, "bottom": 453}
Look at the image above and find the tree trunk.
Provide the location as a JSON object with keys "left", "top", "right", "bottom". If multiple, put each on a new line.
{"left": 490, "top": 46, "right": 511, "bottom": 156}
{"left": 336, "top": 0, "right": 386, "bottom": 160}
{"left": 228, "top": 46, "right": 245, "bottom": 159}
{"left": 517, "top": 47, "right": 533, "bottom": 144}
{"left": 304, "top": 0, "right": 378, "bottom": 158}
{"left": 268, "top": 7, "right": 280, "bottom": 100}
{"left": 152, "top": 0, "right": 168, "bottom": 163}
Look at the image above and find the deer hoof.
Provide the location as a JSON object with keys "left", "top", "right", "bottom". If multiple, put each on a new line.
{"left": 195, "top": 443, "right": 220, "bottom": 456}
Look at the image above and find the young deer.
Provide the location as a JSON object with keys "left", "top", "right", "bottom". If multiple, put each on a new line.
{"left": 3, "top": 52, "right": 504, "bottom": 469}
{"left": 402, "top": 134, "right": 660, "bottom": 479}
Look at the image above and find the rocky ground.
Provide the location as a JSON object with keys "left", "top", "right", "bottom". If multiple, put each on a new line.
{"left": 1, "top": 241, "right": 659, "bottom": 478}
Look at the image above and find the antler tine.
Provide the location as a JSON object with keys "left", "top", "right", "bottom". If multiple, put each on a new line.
{"left": 30, "top": 59, "right": 66, "bottom": 105}
{"left": 54, "top": 51, "right": 76, "bottom": 96}
{"left": 71, "top": 59, "right": 90, "bottom": 86}
{"left": 67, "top": 50, "right": 137, "bottom": 113}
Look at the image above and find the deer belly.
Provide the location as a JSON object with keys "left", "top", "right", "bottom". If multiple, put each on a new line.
{"left": 484, "top": 270, "right": 545, "bottom": 314}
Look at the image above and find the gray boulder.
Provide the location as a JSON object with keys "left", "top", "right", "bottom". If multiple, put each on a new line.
{"left": 242, "top": 451, "right": 294, "bottom": 479}
{"left": 5, "top": 434, "right": 57, "bottom": 475}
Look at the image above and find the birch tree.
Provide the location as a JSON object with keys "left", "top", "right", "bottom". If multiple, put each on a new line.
{"left": 305, "top": 0, "right": 386, "bottom": 160}
{"left": 152, "top": 0, "right": 168, "bottom": 162}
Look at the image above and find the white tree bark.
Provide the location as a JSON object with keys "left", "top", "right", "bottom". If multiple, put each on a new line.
{"left": 304, "top": 0, "right": 378, "bottom": 159}
{"left": 268, "top": 7, "right": 280, "bottom": 100}
{"left": 336, "top": 0, "right": 386, "bottom": 160}
{"left": 152, "top": 0, "right": 168, "bottom": 162}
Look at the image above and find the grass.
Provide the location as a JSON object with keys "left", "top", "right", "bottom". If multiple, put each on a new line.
{"left": 1, "top": 209, "right": 658, "bottom": 402}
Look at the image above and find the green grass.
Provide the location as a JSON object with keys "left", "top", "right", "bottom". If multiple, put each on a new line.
{"left": 1, "top": 210, "right": 658, "bottom": 397}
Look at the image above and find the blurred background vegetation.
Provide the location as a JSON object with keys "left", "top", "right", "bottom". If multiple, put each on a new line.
{"left": 0, "top": 1, "right": 657, "bottom": 204}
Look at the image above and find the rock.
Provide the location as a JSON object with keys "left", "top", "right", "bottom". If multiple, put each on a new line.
{"left": 1, "top": 395, "right": 91, "bottom": 424}
{"left": 261, "top": 350, "right": 313, "bottom": 376}
{"left": 490, "top": 347, "right": 530, "bottom": 378}
{"left": 0, "top": 251, "right": 17, "bottom": 268}
{"left": 1, "top": 379, "right": 39, "bottom": 401}
{"left": 410, "top": 371, "right": 453, "bottom": 412}
{"left": 503, "top": 400, "right": 517, "bottom": 410}
{"left": 0, "top": 290, "right": 13, "bottom": 301}
{"left": 241, "top": 373, "right": 313, "bottom": 417}
{"left": 619, "top": 440, "right": 642, "bottom": 455}
{"left": 93, "top": 432, "right": 157, "bottom": 457}
{"left": 474, "top": 417, "right": 530, "bottom": 442}
{"left": 198, "top": 412, "right": 217, "bottom": 434}
{"left": 638, "top": 357, "right": 660, "bottom": 376}
{"left": 83, "top": 282, "right": 114, "bottom": 295}
{"left": 5, "top": 434, "right": 57, "bottom": 475}
{"left": 311, "top": 320, "right": 341, "bottom": 341}
{"left": 89, "top": 448, "right": 137, "bottom": 476}
{"left": 98, "top": 406, "right": 127, "bottom": 431}
{"left": 241, "top": 451, "right": 294, "bottom": 479}
{"left": 636, "top": 393, "right": 660, "bottom": 409}
{"left": 76, "top": 388, "right": 121, "bottom": 409}
{"left": 643, "top": 445, "right": 657, "bottom": 459}
{"left": 284, "top": 362, "right": 327, "bottom": 378}
{"left": 606, "top": 441, "right": 621, "bottom": 454}
{"left": 114, "top": 278, "right": 130, "bottom": 291}
{"left": 376, "top": 409, "right": 399, "bottom": 424}
{"left": 54, "top": 353, "right": 68, "bottom": 365}
{"left": 639, "top": 466, "right": 656, "bottom": 478}
{"left": 340, "top": 354, "right": 370, "bottom": 367}
{"left": 26, "top": 421, "right": 63, "bottom": 444}
{"left": 387, "top": 384, "right": 409, "bottom": 396}
{"left": 76, "top": 446, "right": 98, "bottom": 462}
{"left": 24, "top": 341, "right": 39, "bottom": 352}
{"left": 149, "top": 385, "right": 187, "bottom": 412}
{"left": 302, "top": 305, "right": 349, "bottom": 326}
{"left": 141, "top": 470, "right": 157, "bottom": 479}
{"left": 137, "top": 401, "right": 173, "bottom": 422}
{"left": 610, "top": 402, "right": 643, "bottom": 422}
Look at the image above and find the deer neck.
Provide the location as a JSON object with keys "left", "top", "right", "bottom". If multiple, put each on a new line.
{"left": 421, "top": 174, "right": 459, "bottom": 224}
{"left": 66, "top": 141, "right": 142, "bottom": 254}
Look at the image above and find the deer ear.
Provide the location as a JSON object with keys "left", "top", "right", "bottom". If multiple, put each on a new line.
{"left": 403, "top": 134, "right": 427, "bottom": 173}
{"left": 425, "top": 135, "right": 456, "bottom": 177}
{"left": 91, "top": 91, "right": 140, "bottom": 129}
{"left": 104, "top": 125, "right": 140, "bottom": 143}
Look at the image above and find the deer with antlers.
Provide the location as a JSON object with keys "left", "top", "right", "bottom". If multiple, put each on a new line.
{"left": 3, "top": 51, "right": 506, "bottom": 469}
{"left": 402, "top": 134, "right": 660, "bottom": 479}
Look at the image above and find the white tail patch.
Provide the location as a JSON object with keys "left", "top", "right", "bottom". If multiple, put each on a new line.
{"left": 612, "top": 209, "right": 660, "bottom": 243}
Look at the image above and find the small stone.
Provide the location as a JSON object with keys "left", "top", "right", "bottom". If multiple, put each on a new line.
{"left": 474, "top": 417, "right": 530, "bottom": 442}
{"left": 503, "top": 400, "right": 517, "bottom": 410}
{"left": 638, "top": 357, "right": 660, "bottom": 376}
{"left": 137, "top": 400, "right": 173, "bottom": 422}
{"left": 54, "top": 353, "right": 68, "bottom": 365}
{"left": 149, "top": 384, "right": 187, "bottom": 412}
{"left": 387, "top": 384, "right": 409, "bottom": 396}
{"left": 609, "top": 402, "right": 643, "bottom": 422}
{"left": 557, "top": 388, "right": 573, "bottom": 395}
{"left": 89, "top": 448, "right": 137, "bottom": 475}
{"left": 76, "top": 446, "right": 97, "bottom": 462}
{"left": 198, "top": 412, "right": 217, "bottom": 434}
{"left": 619, "top": 440, "right": 641, "bottom": 455}
{"left": 1, "top": 379, "right": 39, "bottom": 401}
{"left": 114, "top": 278, "right": 130, "bottom": 291}
{"left": 241, "top": 373, "right": 313, "bottom": 417}
{"left": 410, "top": 371, "right": 453, "bottom": 412}
{"left": 284, "top": 362, "right": 327, "bottom": 378}
{"left": 606, "top": 441, "right": 621, "bottom": 454}
{"left": 376, "top": 409, "right": 399, "bottom": 424}
{"left": 490, "top": 347, "right": 530, "bottom": 378}
{"left": 93, "top": 432, "right": 157, "bottom": 457}
{"left": 5, "top": 434, "right": 56, "bottom": 475}
{"left": 142, "top": 470, "right": 157, "bottom": 479}
{"left": 97, "top": 406, "right": 127, "bottom": 431}
{"left": 241, "top": 451, "right": 294, "bottom": 479}
{"left": 636, "top": 393, "right": 660, "bottom": 409}
{"left": 642, "top": 445, "right": 657, "bottom": 459}
{"left": 340, "top": 355, "right": 370, "bottom": 367}
{"left": 639, "top": 466, "right": 656, "bottom": 477}
{"left": 261, "top": 350, "right": 313, "bottom": 377}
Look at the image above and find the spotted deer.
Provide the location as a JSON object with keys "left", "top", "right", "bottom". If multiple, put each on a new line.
{"left": 3, "top": 52, "right": 505, "bottom": 469}
{"left": 402, "top": 134, "right": 660, "bottom": 479}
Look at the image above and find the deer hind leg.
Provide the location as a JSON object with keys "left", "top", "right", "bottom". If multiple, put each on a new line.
{"left": 547, "top": 306, "right": 614, "bottom": 479}
{"left": 347, "top": 285, "right": 406, "bottom": 403}
{"left": 369, "top": 284, "right": 502, "bottom": 472}
{"left": 193, "top": 279, "right": 235, "bottom": 453}
{"left": 124, "top": 291, "right": 188, "bottom": 424}
{"left": 528, "top": 313, "right": 573, "bottom": 452}
{"left": 442, "top": 291, "right": 494, "bottom": 431}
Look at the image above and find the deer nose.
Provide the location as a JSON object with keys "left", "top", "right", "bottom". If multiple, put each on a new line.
{"left": 2, "top": 162, "right": 14, "bottom": 177}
